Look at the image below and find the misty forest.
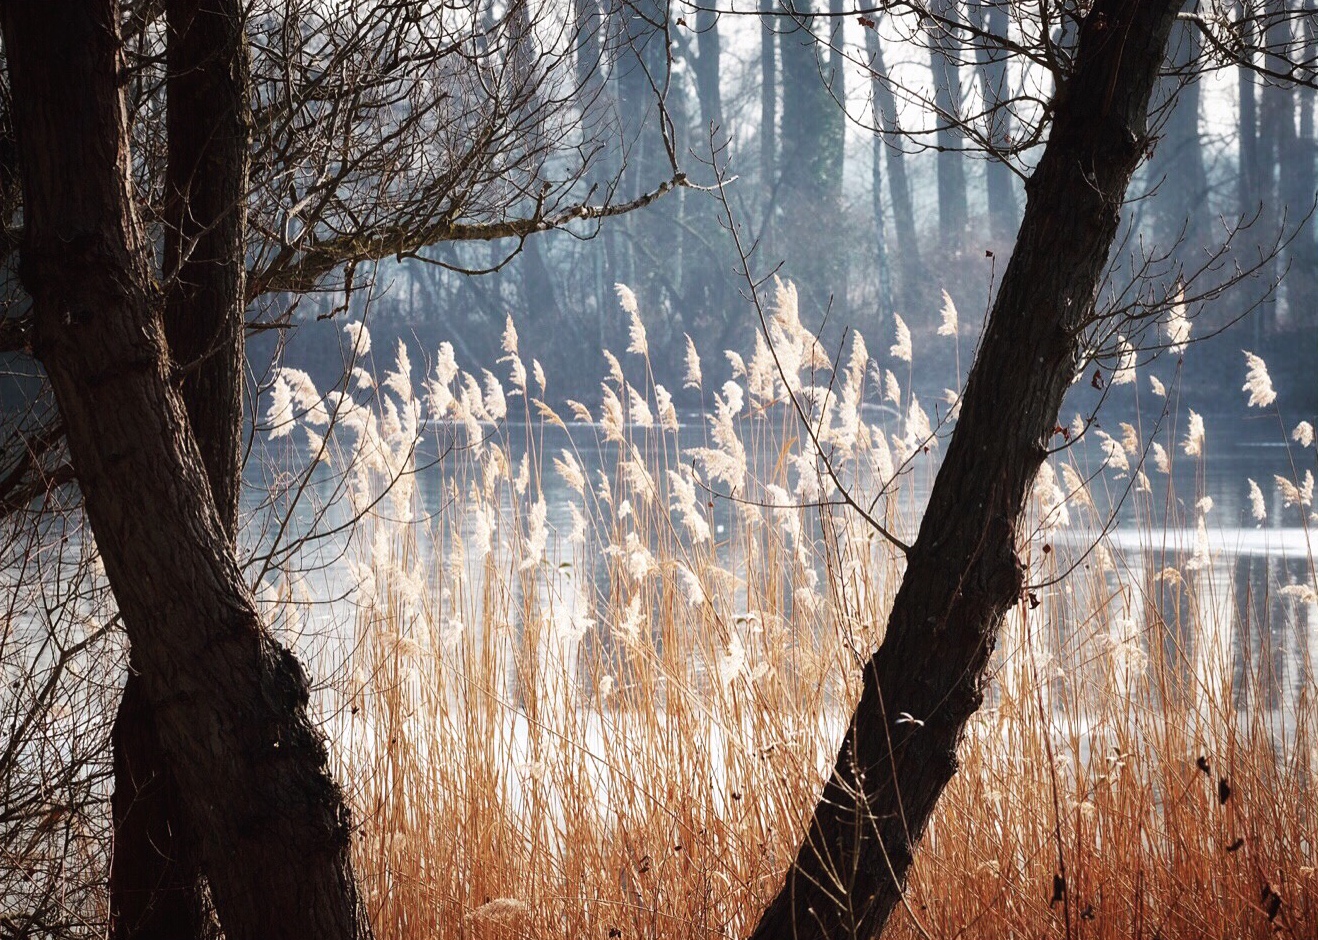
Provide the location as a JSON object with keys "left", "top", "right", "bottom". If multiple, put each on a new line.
{"left": 1, "top": 1, "right": 1316, "bottom": 939}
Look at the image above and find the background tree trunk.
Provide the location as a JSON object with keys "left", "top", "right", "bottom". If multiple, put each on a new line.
{"left": 1287, "top": 1, "right": 1317, "bottom": 321}
{"left": 1, "top": 4, "right": 370, "bottom": 938}
{"left": 760, "top": 0, "right": 777, "bottom": 257}
{"left": 1237, "top": 2, "right": 1263, "bottom": 344}
{"left": 972, "top": 0, "right": 1019, "bottom": 248}
{"left": 1256, "top": 0, "right": 1292, "bottom": 333}
{"left": 1148, "top": 16, "right": 1208, "bottom": 255}
{"left": 865, "top": 24, "right": 923, "bottom": 312}
{"left": 749, "top": 3, "right": 1183, "bottom": 938}
{"left": 694, "top": 7, "right": 725, "bottom": 144}
{"left": 780, "top": 0, "right": 844, "bottom": 309}
{"left": 929, "top": 0, "right": 968, "bottom": 256}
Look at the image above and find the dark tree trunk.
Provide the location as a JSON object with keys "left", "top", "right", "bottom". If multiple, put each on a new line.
{"left": 865, "top": 24, "right": 923, "bottom": 311}
{"left": 111, "top": 4, "right": 250, "bottom": 934}
{"left": 1, "top": 4, "right": 371, "bottom": 939}
{"left": 162, "top": 0, "right": 248, "bottom": 534}
{"left": 929, "top": 0, "right": 968, "bottom": 255}
{"left": 972, "top": 0, "right": 1019, "bottom": 247}
{"left": 111, "top": 677, "right": 214, "bottom": 940}
{"left": 749, "top": 3, "right": 1182, "bottom": 939}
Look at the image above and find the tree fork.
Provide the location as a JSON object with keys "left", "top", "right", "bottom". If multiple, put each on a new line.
{"left": 748, "top": 3, "right": 1184, "bottom": 939}
{"left": 1, "top": 3, "right": 370, "bottom": 937}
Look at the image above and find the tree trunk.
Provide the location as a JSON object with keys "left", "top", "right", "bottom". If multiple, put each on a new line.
{"left": 869, "top": 112, "right": 894, "bottom": 321}
{"left": 865, "top": 23, "right": 923, "bottom": 312}
{"left": 972, "top": 0, "right": 1019, "bottom": 247}
{"left": 827, "top": 0, "right": 845, "bottom": 183}
{"left": 1256, "top": 0, "right": 1292, "bottom": 334}
{"left": 112, "top": 675, "right": 214, "bottom": 940}
{"left": 749, "top": 3, "right": 1182, "bottom": 939}
{"left": 685, "top": 10, "right": 733, "bottom": 341}
{"left": 929, "top": 0, "right": 968, "bottom": 256}
{"left": 1148, "top": 16, "right": 1208, "bottom": 254}
{"left": 111, "top": 4, "right": 250, "bottom": 934}
{"left": 162, "top": 0, "right": 248, "bottom": 534}
{"left": 760, "top": 0, "right": 776, "bottom": 257}
{"left": 780, "top": 0, "right": 844, "bottom": 309}
{"left": 1287, "top": 1, "right": 1317, "bottom": 328}
{"left": 1, "top": 4, "right": 370, "bottom": 939}
{"left": 694, "top": 6, "right": 725, "bottom": 144}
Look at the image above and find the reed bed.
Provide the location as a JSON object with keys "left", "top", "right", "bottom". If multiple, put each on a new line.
{"left": 261, "top": 281, "right": 1318, "bottom": 940}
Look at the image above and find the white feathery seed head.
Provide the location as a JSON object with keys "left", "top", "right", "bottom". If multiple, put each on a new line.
{"left": 890, "top": 313, "right": 912, "bottom": 363}
{"left": 883, "top": 368, "right": 901, "bottom": 407}
{"left": 1242, "top": 351, "right": 1276, "bottom": 407}
{"left": 937, "top": 289, "right": 958, "bottom": 337}
{"left": 501, "top": 314, "right": 519, "bottom": 354}
{"left": 1247, "top": 478, "right": 1267, "bottom": 522}
{"left": 267, "top": 375, "right": 295, "bottom": 438}
{"left": 614, "top": 282, "right": 639, "bottom": 317}
{"left": 683, "top": 334, "right": 703, "bottom": 390}
{"left": 1182, "top": 410, "right": 1205, "bottom": 457}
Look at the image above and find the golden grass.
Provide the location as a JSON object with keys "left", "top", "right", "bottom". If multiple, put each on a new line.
{"left": 268, "top": 292, "right": 1317, "bottom": 940}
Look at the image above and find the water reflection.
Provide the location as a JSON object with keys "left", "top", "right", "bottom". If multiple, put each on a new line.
{"left": 1233, "top": 554, "right": 1313, "bottom": 711}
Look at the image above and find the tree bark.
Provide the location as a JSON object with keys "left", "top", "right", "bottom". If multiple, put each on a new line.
{"left": 110, "top": 2, "right": 250, "bottom": 935}
{"left": 111, "top": 678, "right": 214, "bottom": 940}
{"left": 748, "top": 3, "right": 1183, "bottom": 939}
{"left": 1, "top": 4, "right": 370, "bottom": 938}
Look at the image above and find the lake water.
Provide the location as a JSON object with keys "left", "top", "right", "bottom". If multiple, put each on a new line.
{"left": 240, "top": 411, "right": 1317, "bottom": 726}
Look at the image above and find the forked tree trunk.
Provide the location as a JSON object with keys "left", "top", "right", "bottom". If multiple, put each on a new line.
{"left": 749, "top": 3, "right": 1183, "bottom": 939}
{"left": 1, "top": 4, "right": 370, "bottom": 938}
{"left": 110, "top": 1, "right": 250, "bottom": 936}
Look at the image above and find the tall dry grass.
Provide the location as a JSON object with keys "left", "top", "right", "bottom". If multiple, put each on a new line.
{"left": 261, "top": 281, "right": 1317, "bottom": 940}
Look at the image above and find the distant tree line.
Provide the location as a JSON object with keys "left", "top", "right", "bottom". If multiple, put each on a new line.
{"left": 313, "top": 0, "right": 1315, "bottom": 414}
